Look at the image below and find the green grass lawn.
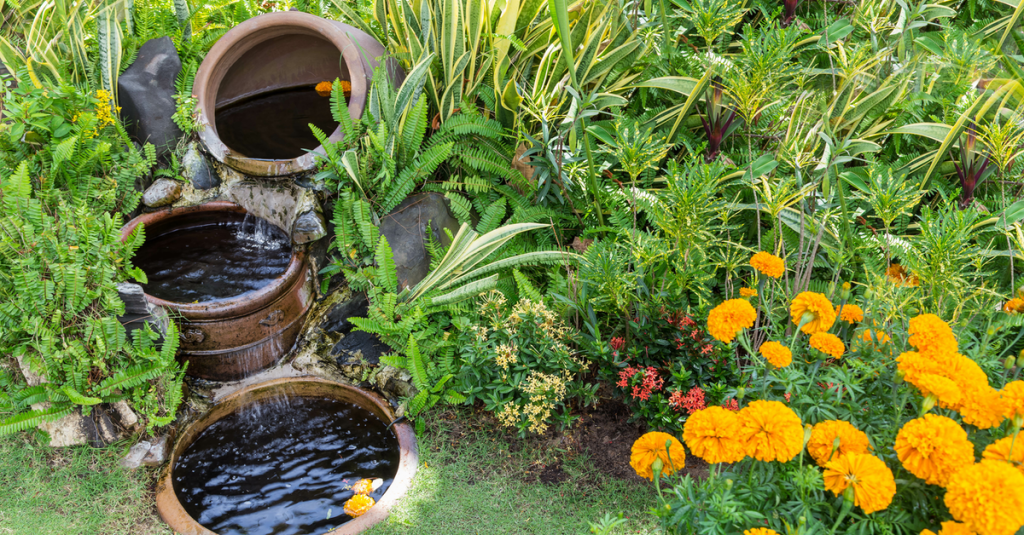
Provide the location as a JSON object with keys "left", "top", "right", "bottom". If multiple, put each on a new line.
{"left": 0, "top": 407, "right": 657, "bottom": 535}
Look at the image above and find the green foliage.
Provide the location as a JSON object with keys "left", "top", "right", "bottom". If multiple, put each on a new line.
{"left": 454, "top": 297, "right": 595, "bottom": 437}
{"left": 0, "top": 81, "right": 182, "bottom": 433}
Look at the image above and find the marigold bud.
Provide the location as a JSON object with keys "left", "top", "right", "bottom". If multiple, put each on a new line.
{"left": 1006, "top": 356, "right": 1016, "bottom": 370}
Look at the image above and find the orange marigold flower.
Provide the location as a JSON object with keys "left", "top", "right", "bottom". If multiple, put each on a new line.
{"left": 790, "top": 292, "right": 836, "bottom": 335}
{"left": 959, "top": 386, "right": 1007, "bottom": 430}
{"left": 823, "top": 452, "right": 897, "bottom": 514}
{"left": 630, "top": 432, "right": 686, "bottom": 481}
{"left": 343, "top": 494, "right": 375, "bottom": 517}
{"left": 740, "top": 287, "right": 758, "bottom": 298}
{"left": 809, "top": 332, "right": 845, "bottom": 359}
{"left": 759, "top": 341, "right": 792, "bottom": 368}
{"left": 1004, "top": 298, "right": 1024, "bottom": 314}
{"left": 887, "top": 263, "right": 920, "bottom": 286}
{"left": 750, "top": 252, "right": 785, "bottom": 278}
{"left": 351, "top": 478, "right": 375, "bottom": 495}
{"left": 315, "top": 80, "right": 333, "bottom": 96}
{"left": 894, "top": 414, "right": 974, "bottom": 487}
{"left": 707, "top": 299, "right": 757, "bottom": 344}
{"left": 744, "top": 529, "right": 780, "bottom": 535}
{"left": 908, "top": 314, "right": 958, "bottom": 357}
{"left": 737, "top": 400, "right": 804, "bottom": 462}
{"left": 836, "top": 304, "right": 864, "bottom": 323}
{"left": 684, "top": 407, "right": 746, "bottom": 464}
{"left": 911, "top": 373, "right": 963, "bottom": 411}
{"left": 859, "top": 329, "right": 891, "bottom": 346}
{"left": 944, "top": 460, "right": 1024, "bottom": 535}
{"left": 920, "top": 521, "right": 978, "bottom": 535}
{"left": 982, "top": 436, "right": 1024, "bottom": 476}
{"left": 1001, "top": 380, "right": 1024, "bottom": 422}
{"left": 807, "top": 420, "right": 871, "bottom": 467}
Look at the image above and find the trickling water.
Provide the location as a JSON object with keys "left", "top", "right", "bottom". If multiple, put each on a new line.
{"left": 173, "top": 396, "right": 399, "bottom": 535}
{"left": 134, "top": 212, "right": 292, "bottom": 303}
{"left": 215, "top": 86, "right": 340, "bottom": 160}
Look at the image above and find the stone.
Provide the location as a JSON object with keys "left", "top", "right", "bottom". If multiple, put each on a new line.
{"left": 331, "top": 331, "right": 390, "bottom": 366}
{"left": 182, "top": 144, "right": 220, "bottom": 190}
{"left": 321, "top": 293, "right": 369, "bottom": 335}
{"left": 141, "top": 435, "right": 171, "bottom": 467}
{"left": 117, "top": 282, "right": 150, "bottom": 315}
{"left": 379, "top": 192, "right": 460, "bottom": 292}
{"left": 37, "top": 405, "right": 131, "bottom": 448}
{"left": 118, "top": 37, "right": 183, "bottom": 156}
{"left": 142, "top": 178, "right": 183, "bottom": 207}
{"left": 375, "top": 365, "right": 415, "bottom": 400}
{"left": 119, "top": 441, "right": 150, "bottom": 469}
{"left": 110, "top": 400, "right": 140, "bottom": 430}
{"left": 292, "top": 209, "right": 327, "bottom": 244}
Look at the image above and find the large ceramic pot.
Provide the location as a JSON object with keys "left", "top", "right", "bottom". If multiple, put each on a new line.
{"left": 192, "top": 11, "right": 403, "bottom": 177}
{"left": 155, "top": 377, "right": 418, "bottom": 535}
{"left": 120, "top": 201, "right": 313, "bottom": 381}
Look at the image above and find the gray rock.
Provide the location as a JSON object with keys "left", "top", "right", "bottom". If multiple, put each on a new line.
{"left": 142, "top": 178, "right": 182, "bottom": 207}
{"left": 322, "top": 293, "right": 368, "bottom": 335}
{"left": 117, "top": 282, "right": 150, "bottom": 315}
{"left": 331, "top": 331, "right": 390, "bottom": 366}
{"left": 182, "top": 144, "right": 220, "bottom": 190}
{"left": 379, "top": 192, "right": 460, "bottom": 292}
{"left": 119, "top": 441, "right": 150, "bottom": 469}
{"left": 292, "top": 209, "right": 327, "bottom": 244}
{"left": 118, "top": 36, "right": 183, "bottom": 156}
{"left": 375, "top": 365, "right": 415, "bottom": 400}
{"left": 142, "top": 435, "right": 171, "bottom": 467}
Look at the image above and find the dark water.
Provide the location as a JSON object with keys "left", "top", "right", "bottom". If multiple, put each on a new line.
{"left": 216, "top": 86, "right": 339, "bottom": 160}
{"left": 134, "top": 213, "right": 292, "bottom": 303}
{"left": 172, "top": 396, "right": 400, "bottom": 535}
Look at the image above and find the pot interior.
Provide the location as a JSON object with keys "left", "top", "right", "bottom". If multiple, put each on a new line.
{"left": 133, "top": 210, "right": 293, "bottom": 304}
{"left": 214, "top": 33, "right": 348, "bottom": 160}
{"left": 171, "top": 381, "right": 400, "bottom": 535}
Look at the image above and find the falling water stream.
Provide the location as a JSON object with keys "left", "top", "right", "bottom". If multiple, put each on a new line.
{"left": 133, "top": 212, "right": 292, "bottom": 303}
{"left": 173, "top": 395, "right": 400, "bottom": 535}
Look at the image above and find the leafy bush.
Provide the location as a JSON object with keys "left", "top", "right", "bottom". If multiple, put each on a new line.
{"left": 455, "top": 296, "right": 596, "bottom": 436}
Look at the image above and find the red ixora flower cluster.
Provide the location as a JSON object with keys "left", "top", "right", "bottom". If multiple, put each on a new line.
{"left": 610, "top": 336, "right": 626, "bottom": 352}
{"left": 668, "top": 311, "right": 714, "bottom": 355}
{"left": 617, "top": 366, "right": 664, "bottom": 400}
{"left": 721, "top": 398, "right": 740, "bottom": 411}
{"left": 669, "top": 387, "right": 707, "bottom": 414}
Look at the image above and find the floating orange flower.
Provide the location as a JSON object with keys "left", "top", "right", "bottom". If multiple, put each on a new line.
{"left": 630, "top": 432, "right": 686, "bottom": 481}
{"left": 1001, "top": 380, "right": 1024, "bottom": 423}
{"left": 683, "top": 407, "right": 746, "bottom": 464}
{"left": 351, "top": 478, "right": 375, "bottom": 495}
{"left": 759, "top": 341, "right": 792, "bottom": 368}
{"left": 823, "top": 452, "right": 896, "bottom": 514}
{"left": 737, "top": 400, "right": 804, "bottom": 462}
{"left": 908, "top": 314, "right": 958, "bottom": 357}
{"left": 982, "top": 436, "right": 1024, "bottom": 476}
{"left": 315, "top": 80, "right": 333, "bottom": 96}
{"left": 944, "top": 459, "right": 1024, "bottom": 535}
{"left": 343, "top": 494, "right": 375, "bottom": 517}
{"left": 707, "top": 299, "right": 757, "bottom": 344}
{"left": 1004, "top": 298, "right": 1024, "bottom": 314}
{"left": 911, "top": 373, "right": 963, "bottom": 411}
{"left": 806, "top": 420, "right": 871, "bottom": 467}
{"left": 790, "top": 292, "right": 836, "bottom": 335}
{"left": 920, "top": 521, "right": 978, "bottom": 535}
{"left": 744, "top": 529, "right": 780, "bottom": 535}
{"left": 740, "top": 287, "right": 758, "bottom": 298}
{"left": 836, "top": 304, "right": 864, "bottom": 323}
{"left": 750, "top": 252, "right": 785, "bottom": 278}
{"left": 894, "top": 414, "right": 974, "bottom": 487}
{"left": 809, "top": 332, "right": 845, "bottom": 359}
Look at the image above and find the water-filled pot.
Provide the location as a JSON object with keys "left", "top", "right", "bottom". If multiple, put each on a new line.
{"left": 120, "top": 201, "right": 313, "bottom": 381}
{"left": 155, "top": 377, "right": 418, "bottom": 535}
{"left": 193, "top": 11, "right": 403, "bottom": 177}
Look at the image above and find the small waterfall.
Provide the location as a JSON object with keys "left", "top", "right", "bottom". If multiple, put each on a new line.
{"left": 238, "top": 213, "right": 286, "bottom": 250}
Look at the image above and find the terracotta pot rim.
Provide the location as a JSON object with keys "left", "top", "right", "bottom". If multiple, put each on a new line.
{"left": 193, "top": 11, "right": 370, "bottom": 177}
{"left": 120, "top": 200, "right": 307, "bottom": 319}
{"left": 155, "top": 377, "right": 419, "bottom": 535}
